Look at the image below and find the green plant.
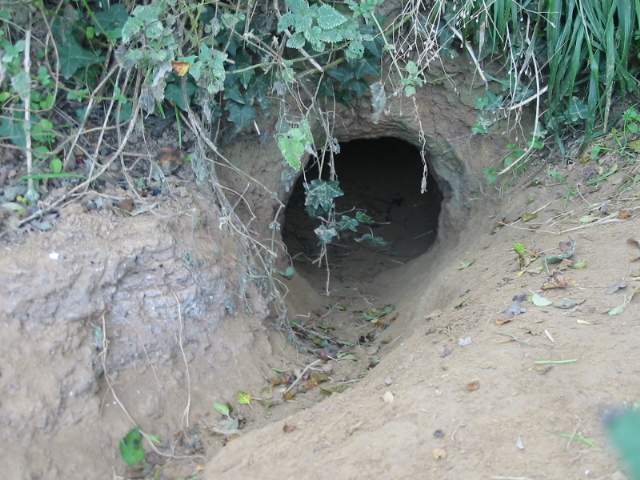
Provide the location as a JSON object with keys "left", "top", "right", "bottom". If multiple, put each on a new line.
{"left": 119, "top": 426, "right": 145, "bottom": 466}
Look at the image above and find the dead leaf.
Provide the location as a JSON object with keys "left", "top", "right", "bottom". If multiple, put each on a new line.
{"left": 619, "top": 210, "right": 632, "bottom": 219}
{"left": 606, "top": 282, "right": 627, "bottom": 295}
{"left": 541, "top": 271, "right": 568, "bottom": 290}
{"left": 627, "top": 139, "right": 640, "bottom": 153}
{"left": 535, "top": 365, "right": 553, "bottom": 374}
{"left": 521, "top": 213, "right": 538, "bottom": 222}
{"left": 627, "top": 238, "right": 640, "bottom": 249}
{"left": 171, "top": 61, "right": 191, "bottom": 76}
{"left": 432, "top": 448, "right": 447, "bottom": 460}
{"left": 116, "top": 198, "right": 134, "bottom": 212}
{"left": 495, "top": 318, "right": 514, "bottom": 325}
{"left": 465, "top": 380, "right": 480, "bottom": 391}
{"left": 283, "top": 424, "right": 296, "bottom": 433}
{"left": 491, "top": 217, "right": 509, "bottom": 234}
{"left": 559, "top": 240, "right": 572, "bottom": 252}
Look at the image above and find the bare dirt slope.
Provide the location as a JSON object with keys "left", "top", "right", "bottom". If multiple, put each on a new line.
{"left": 204, "top": 152, "right": 640, "bottom": 480}
{"left": 1, "top": 139, "right": 639, "bottom": 480}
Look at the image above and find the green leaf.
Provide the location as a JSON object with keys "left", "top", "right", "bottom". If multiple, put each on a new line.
{"left": 355, "top": 211, "right": 373, "bottom": 224}
{"left": 314, "top": 225, "right": 338, "bottom": 244}
{"left": 213, "top": 402, "right": 231, "bottom": 416}
{"left": 607, "top": 411, "right": 640, "bottom": 480}
{"left": 164, "top": 81, "right": 197, "bottom": 111}
{"left": 608, "top": 300, "right": 628, "bottom": 316}
{"left": 278, "top": 136, "right": 305, "bottom": 170}
{"left": 512, "top": 242, "right": 525, "bottom": 255}
{"left": 305, "top": 179, "right": 343, "bottom": 215}
{"left": 237, "top": 391, "right": 252, "bottom": 405}
{"left": 529, "top": 293, "right": 553, "bottom": 307}
{"left": 336, "top": 215, "right": 359, "bottom": 232}
{"left": 355, "top": 234, "right": 389, "bottom": 247}
{"left": 119, "top": 426, "right": 145, "bottom": 466}
{"left": 93, "top": 4, "right": 129, "bottom": 42}
{"left": 57, "top": 40, "right": 104, "bottom": 79}
{"left": 227, "top": 103, "right": 256, "bottom": 132}
{"left": 317, "top": 5, "right": 347, "bottom": 29}
{"left": 50, "top": 158, "right": 63, "bottom": 174}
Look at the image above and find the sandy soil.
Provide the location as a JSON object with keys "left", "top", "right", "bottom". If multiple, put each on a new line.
{"left": 204, "top": 146, "right": 640, "bottom": 480}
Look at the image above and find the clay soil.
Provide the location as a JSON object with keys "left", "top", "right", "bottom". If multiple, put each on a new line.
{"left": 2, "top": 137, "right": 640, "bottom": 480}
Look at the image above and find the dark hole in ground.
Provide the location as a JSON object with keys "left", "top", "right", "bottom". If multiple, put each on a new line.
{"left": 283, "top": 137, "right": 443, "bottom": 288}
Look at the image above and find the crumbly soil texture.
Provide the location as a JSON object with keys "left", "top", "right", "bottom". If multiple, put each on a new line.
{"left": 2, "top": 108, "right": 640, "bottom": 479}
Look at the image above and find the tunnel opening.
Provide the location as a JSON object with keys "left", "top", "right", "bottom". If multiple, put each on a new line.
{"left": 283, "top": 137, "right": 444, "bottom": 288}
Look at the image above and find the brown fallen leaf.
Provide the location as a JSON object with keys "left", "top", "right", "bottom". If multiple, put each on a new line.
{"left": 116, "top": 198, "right": 134, "bottom": 212}
{"left": 283, "top": 424, "right": 296, "bottom": 433}
{"left": 541, "top": 271, "right": 568, "bottom": 290}
{"left": 521, "top": 213, "right": 538, "bottom": 222}
{"left": 491, "top": 217, "right": 509, "bottom": 234}
{"left": 627, "top": 238, "right": 640, "bottom": 249}
{"left": 619, "top": 210, "right": 632, "bottom": 219}
{"left": 465, "top": 380, "right": 481, "bottom": 391}
{"left": 495, "top": 318, "right": 514, "bottom": 325}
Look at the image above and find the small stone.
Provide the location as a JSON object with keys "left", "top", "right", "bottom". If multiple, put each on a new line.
{"left": 381, "top": 391, "right": 394, "bottom": 403}
{"left": 432, "top": 448, "right": 447, "bottom": 459}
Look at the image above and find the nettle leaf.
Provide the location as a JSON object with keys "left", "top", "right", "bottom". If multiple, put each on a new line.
{"left": 278, "top": 136, "right": 305, "bottom": 170}
{"left": 314, "top": 225, "right": 338, "bottom": 244}
{"left": 305, "top": 179, "right": 343, "bottom": 214}
{"left": 119, "top": 426, "right": 145, "bottom": 466}
{"left": 305, "top": 26, "right": 325, "bottom": 52}
{"left": 277, "top": 121, "right": 313, "bottom": 170}
{"left": 317, "top": 5, "right": 347, "bottom": 29}
{"left": 227, "top": 103, "right": 257, "bottom": 132}
{"left": 286, "top": 33, "right": 306, "bottom": 49}
{"left": 346, "top": 40, "right": 365, "bottom": 59}
{"left": 321, "top": 28, "right": 344, "bottom": 43}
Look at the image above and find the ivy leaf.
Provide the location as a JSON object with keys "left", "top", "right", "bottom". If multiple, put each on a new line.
{"left": 227, "top": 103, "right": 257, "bottom": 132}
{"left": 355, "top": 211, "right": 372, "bottom": 224}
{"left": 314, "top": 225, "right": 338, "bottom": 244}
{"left": 119, "top": 426, "right": 145, "bottom": 466}
{"left": 165, "top": 80, "right": 197, "bottom": 110}
{"left": 336, "top": 215, "right": 359, "bottom": 231}
{"left": 57, "top": 39, "right": 104, "bottom": 79}
{"left": 93, "top": 3, "right": 129, "bottom": 42}
{"left": 355, "top": 234, "right": 389, "bottom": 247}
{"left": 305, "top": 179, "right": 343, "bottom": 214}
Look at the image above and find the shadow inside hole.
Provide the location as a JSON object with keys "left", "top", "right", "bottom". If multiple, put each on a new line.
{"left": 283, "top": 137, "right": 443, "bottom": 284}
